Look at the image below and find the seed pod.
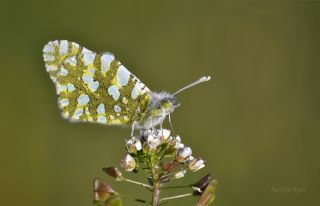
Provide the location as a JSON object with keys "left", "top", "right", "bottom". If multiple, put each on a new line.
{"left": 93, "top": 178, "right": 115, "bottom": 201}
{"left": 193, "top": 173, "right": 213, "bottom": 195}
{"left": 102, "top": 167, "right": 123, "bottom": 181}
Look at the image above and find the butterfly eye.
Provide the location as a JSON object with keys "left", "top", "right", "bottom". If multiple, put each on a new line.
{"left": 160, "top": 98, "right": 169, "bottom": 106}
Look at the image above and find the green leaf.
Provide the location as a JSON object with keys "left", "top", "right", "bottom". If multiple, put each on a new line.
{"left": 195, "top": 179, "right": 218, "bottom": 206}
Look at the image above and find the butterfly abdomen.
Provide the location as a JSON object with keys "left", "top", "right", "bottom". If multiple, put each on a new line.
{"left": 43, "top": 40, "right": 151, "bottom": 126}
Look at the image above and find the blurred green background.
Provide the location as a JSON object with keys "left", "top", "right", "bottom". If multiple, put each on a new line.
{"left": 0, "top": 0, "right": 319, "bottom": 205}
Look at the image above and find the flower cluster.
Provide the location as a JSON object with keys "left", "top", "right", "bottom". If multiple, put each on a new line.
{"left": 99, "top": 128, "right": 217, "bottom": 206}
{"left": 120, "top": 128, "right": 205, "bottom": 177}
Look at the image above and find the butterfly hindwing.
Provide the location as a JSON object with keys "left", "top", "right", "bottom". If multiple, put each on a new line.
{"left": 43, "top": 40, "right": 151, "bottom": 125}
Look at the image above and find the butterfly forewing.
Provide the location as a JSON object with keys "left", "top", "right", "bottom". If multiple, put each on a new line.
{"left": 43, "top": 40, "right": 150, "bottom": 125}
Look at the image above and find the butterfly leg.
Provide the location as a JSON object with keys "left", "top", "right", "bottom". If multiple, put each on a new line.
{"left": 159, "top": 122, "right": 164, "bottom": 137}
{"left": 160, "top": 108, "right": 166, "bottom": 136}
{"left": 168, "top": 113, "right": 175, "bottom": 135}
{"left": 131, "top": 121, "right": 137, "bottom": 136}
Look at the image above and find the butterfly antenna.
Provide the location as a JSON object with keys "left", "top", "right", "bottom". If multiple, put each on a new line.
{"left": 173, "top": 76, "right": 211, "bottom": 96}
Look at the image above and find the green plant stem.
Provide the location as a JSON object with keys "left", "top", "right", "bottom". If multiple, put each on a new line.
{"left": 123, "top": 178, "right": 153, "bottom": 189}
{"left": 160, "top": 193, "right": 193, "bottom": 202}
{"left": 152, "top": 181, "right": 160, "bottom": 206}
{"left": 151, "top": 160, "right": 160, "bottom": 206}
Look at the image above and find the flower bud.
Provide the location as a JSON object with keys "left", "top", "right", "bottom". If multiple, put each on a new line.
{"left": 188, "top": 156, "right": 195, "bottom": 161}
{"left": 125, "top": 137, "right": 142, "bottom": 154}
{"left": 176, "top": 147, "right": 192, "bottom": 162}
{"left": 174, "top": 170, "right": 186, "bottom": 179}
{"left": 175, "top": 143, "right": 185, "bottom": 150}
{"left": 120, "top": 154, "right": 136, "bottom": 172}
{"left": 175, "top": 135, "right": 181, "bottom": 142}
{"left": 188, "top": 158, "right": 205, "bottom": 172}
{"left": 146, "top": 134, "right": 161, "bottom": 150}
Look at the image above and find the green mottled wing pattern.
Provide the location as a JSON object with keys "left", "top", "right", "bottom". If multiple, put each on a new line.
{"left": 43, "top": 40, "right": 150, "bottom": 125}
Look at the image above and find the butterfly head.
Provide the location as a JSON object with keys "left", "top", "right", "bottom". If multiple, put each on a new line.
{"left": 140, "top": 76, "right": 211, "bottom": 129}
{"left": 150, "top": 92, "right": 180, "bottom": 115}
{"left": 160, "top": 94, "right": 180, "bottom": 114}
{"left": 150, "top": 76, "right": 212, "bottom": 115}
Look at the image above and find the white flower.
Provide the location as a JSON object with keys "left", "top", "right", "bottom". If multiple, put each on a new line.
{"left": 174, "top": 170, "right": 186, "bottom": 179}
{"left": 146, "top": 134, "right": 162, "bottom": 150}
{"left": 125, "top": 136, "right": 142, "bottom": 153}
{"left": 176, "top": 147, "right": 192, "bottom": 162}
{"left": 188, "top": 158, "right": 205, "bottom": 172}
{"left": 158, "top": 129, "right": 171, "bottom": 142}
{"left": 120, "top": 154, "right": 136, "bottom": 172}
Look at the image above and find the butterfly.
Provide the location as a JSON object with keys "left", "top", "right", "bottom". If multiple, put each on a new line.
{"left": 43, "top": 40, "right": 210, "bottom": 133}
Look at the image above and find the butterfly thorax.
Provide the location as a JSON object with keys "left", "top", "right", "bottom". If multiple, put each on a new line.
{"left": 135, "top": 92, "right": 179, "bottom": 130}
